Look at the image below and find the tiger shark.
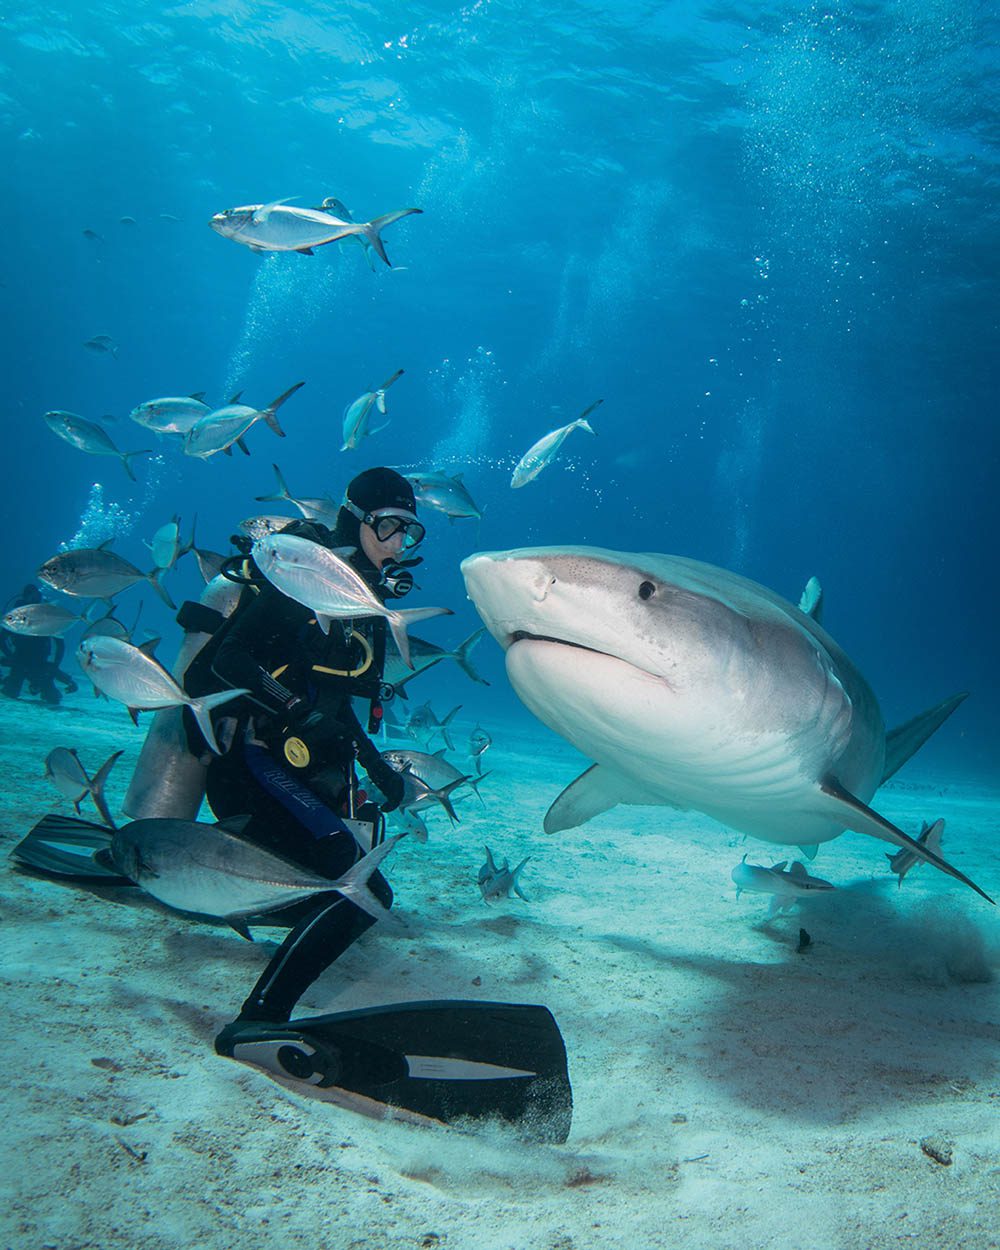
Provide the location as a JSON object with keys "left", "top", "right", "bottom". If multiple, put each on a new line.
{"left": 460, "top": 546, "right": 992, "bottom": 903}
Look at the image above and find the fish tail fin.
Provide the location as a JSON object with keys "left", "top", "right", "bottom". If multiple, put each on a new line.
{"left": 430, "top": 777, "right": 468, "bottom": 825}
{"left": 332, "top": 833, "right": 406, "bottom": 921}
{"left": 468, "top": 769, "right": 492, "bottom": 806}
{"left": 362, "top": 208, "right": 422, "bottom": 268}
{"left": 437, "top": 703, "right": 463, "bottom": 751}
{"left": 387, "top": 606, "right": 454, "bottom": 669}
{"left": 148, "top": 569, "right": 177, "bottom": 610}
{"left": 89, "top": 749, "right": 124, "bottom": 829}
{"left": 376, "top": 368, "right": 405, "bottom": 392}
{"left": 255, "top": 463, "right": 291, "bottom": 504}
{"left": 189, "top": 687, "right": 251, "bottom": 754}
{"left": 512, "top": 857, "right": 531, "bottom": 901}
{"left": 122, "top": 449, "right": 153, "bottom": 481}
{"left": 455, "top": 627, "right": 489, "bottom": 685}
{"left": 262, "top": 381, "right": 305, "bottom": 436}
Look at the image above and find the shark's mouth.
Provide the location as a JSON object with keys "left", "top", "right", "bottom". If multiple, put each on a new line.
{"left": 509, "top": 630, "right": 610, "bottom": 658}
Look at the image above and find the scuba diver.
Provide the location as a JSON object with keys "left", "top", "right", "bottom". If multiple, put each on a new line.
{"left": 11, "top": 469, "right": 573, "bottom": 1139}
{"left": 183, "top": 467, "right": 422, "bottom": 1040}
{"left": 1, "top": 584, "right": 79, "bottom": 705}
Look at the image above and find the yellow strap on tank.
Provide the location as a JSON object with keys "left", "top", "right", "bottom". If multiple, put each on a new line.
{"left": 311, "top": 629, "right": 373, "bottom": 679}
{"left": 271, "top": 665, "right": 289, "bottom": 679}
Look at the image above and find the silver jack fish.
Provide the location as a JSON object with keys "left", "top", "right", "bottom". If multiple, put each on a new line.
{"left": 406, "top": 470, "right": 483, "bottom": 522}
{"left": 382, "top": 748, "right": 484, "bottom": 805}
{"left": 110, "top": 819, "right": 403, "bottom": 932}
{"left": 129, "top": 393, "right": 211, "bottom": 436}
{"left": 3, "top": 601, "right": 83, "bottom": 638}
{"left": 255, "top": 463, "right": 340, "bottom": 528}
{"left": 44, "top": 747, "right": 122, "bottom": 828}
{"left": 209, "top": 200, "right": 422, "bottom": 267}
{"left": 511, "top": 400, "right": 602, "bottom": 489}
{"left": 76, "top": 635, "right": 248, "bottom": 754}
{"left": 341, "top": 369, "right": 403, "bottom": 451}
{"left": 184, "top": 382, "right": 304, "bottom": 459}
{"left": 251, "top": 533, "right": 451, "bottom": 669}
{"left": 383, "top": 628, "right": 487, "bottom": 695}
{"left": 43, "top": 410, "right": 152, "bottom": 481}
{"left": 38, "top": 545, "right": 176, "bottom": 610}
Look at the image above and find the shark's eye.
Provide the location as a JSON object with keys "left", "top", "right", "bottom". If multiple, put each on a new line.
{"left": 638, "top": 580, "right": 655, "bottom": 600}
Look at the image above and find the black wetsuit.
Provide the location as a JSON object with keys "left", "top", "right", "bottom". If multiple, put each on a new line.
{"left": 1, "top": 630, "right": 77, "bottom": 705}
{"left": 186, "top": 517, "right": 405, "bottom": 1023}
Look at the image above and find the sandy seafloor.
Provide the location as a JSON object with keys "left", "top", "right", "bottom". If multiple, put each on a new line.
{"left": 1, "top": 685, "right": 998, "bottom": 1250}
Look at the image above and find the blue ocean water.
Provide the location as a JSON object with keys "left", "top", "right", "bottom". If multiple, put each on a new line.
{"left": 1, "top": 0, "right": 997, "bottom": 782}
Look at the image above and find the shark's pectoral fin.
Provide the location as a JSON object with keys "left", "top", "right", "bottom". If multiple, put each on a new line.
{"left": 818, "top": 776, "right": 992, "bottom": 903}
{"left": 881, "top": 692, "right": 968, "bottom": 784}
{"left": 798, "top": 843, "right": 819, "bottom": 860}
{"left": 543, "top": 764, "right": 629, "bottom": 834}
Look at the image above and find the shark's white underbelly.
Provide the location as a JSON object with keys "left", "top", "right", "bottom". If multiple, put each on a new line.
{"left": 507, "top": 640, "right": 881, "bottom": 847}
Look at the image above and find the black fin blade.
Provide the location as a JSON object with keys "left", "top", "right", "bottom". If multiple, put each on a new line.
{"left": 10, "top": 813, "right": 128, "bottom": 882}
{"left": 216, "top": 1000, "right": 572, "bottom": 1142}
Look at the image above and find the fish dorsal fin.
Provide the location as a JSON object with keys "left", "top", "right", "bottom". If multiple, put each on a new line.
{"left": 97, "top": 538, "right": 115, "bottom": 551}
{"left": 787, "top": 862, "right": 809, "bottom": 879}
{"left": 432, "top": 748, "right": 447, "bottom": 759}
{"left": 228, "top": 390, "right": 243, "bottom": 404}
{"left": 252, "top": 197, "right": 297, "bottom": 224}
{"left": 189, "top": 391, "right": 206, "bottom": 401}
{"left": 136, "top": 638, "right": 160, "bottom": 659}
{"left": 771, "top": 860, "right": 788, "bottom": 873}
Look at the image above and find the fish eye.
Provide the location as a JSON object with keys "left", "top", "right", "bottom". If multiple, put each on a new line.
{"left": 638, "top": 580, "right": 655, "bottom": 600}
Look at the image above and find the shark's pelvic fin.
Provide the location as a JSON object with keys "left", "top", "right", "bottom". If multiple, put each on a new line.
{"left": 881, "top": 692, "right": 968, "bottom": 785}
{"left": 818, "top": 775, "right": 992, "bottom": 903}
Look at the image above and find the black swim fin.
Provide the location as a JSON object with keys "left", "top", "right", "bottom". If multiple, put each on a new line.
{"left": 11, "top": 813, "right": 131, "bottom": 883}
{"left": 215, "top": 999, "right": 572, "bottom": 1143}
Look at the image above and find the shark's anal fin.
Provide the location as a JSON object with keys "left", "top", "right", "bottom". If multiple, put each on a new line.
{"left": 819, "top": 776, "right": 993, "bottom": 904}
{"left": 543, "top": 764, "right": 628, "bottom": 834}
{"left": 881, "top": 692, "right": 968, "bottom": 784}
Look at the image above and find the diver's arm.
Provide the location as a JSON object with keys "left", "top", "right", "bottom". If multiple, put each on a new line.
{"left": 210, "top": 587, "right": 310, "bottom": 716}
{"left": 344, "top": 703, "right": 404, "bottom": 809}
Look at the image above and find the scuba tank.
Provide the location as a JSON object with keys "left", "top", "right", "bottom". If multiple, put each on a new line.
{"left": 122, "top": 574, "right": 244, "bottom": 820}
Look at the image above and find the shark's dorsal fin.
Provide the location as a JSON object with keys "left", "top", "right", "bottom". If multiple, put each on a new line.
{"left": 787, "top": 861, "right": 809, "bottom": 879}
{"left": 771, "top": 860, "right": 788, "bottom": 873}
{"left": 881, "top": 693, "right": 968, "bottom": 784}
{"left": 797, "top": 576, "right": 824, "bottom": 623}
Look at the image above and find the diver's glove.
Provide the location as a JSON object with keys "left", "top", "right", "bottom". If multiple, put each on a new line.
{"left": 375, "top": 765, "right": 406, "bottom": 813}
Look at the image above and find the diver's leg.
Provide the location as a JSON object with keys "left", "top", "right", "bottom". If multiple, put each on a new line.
{"left": 234, "top": 872, "right": 394, "bottom": 1023}
{"left": 2, "top": 665, "right": 25, "bottom": 698}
